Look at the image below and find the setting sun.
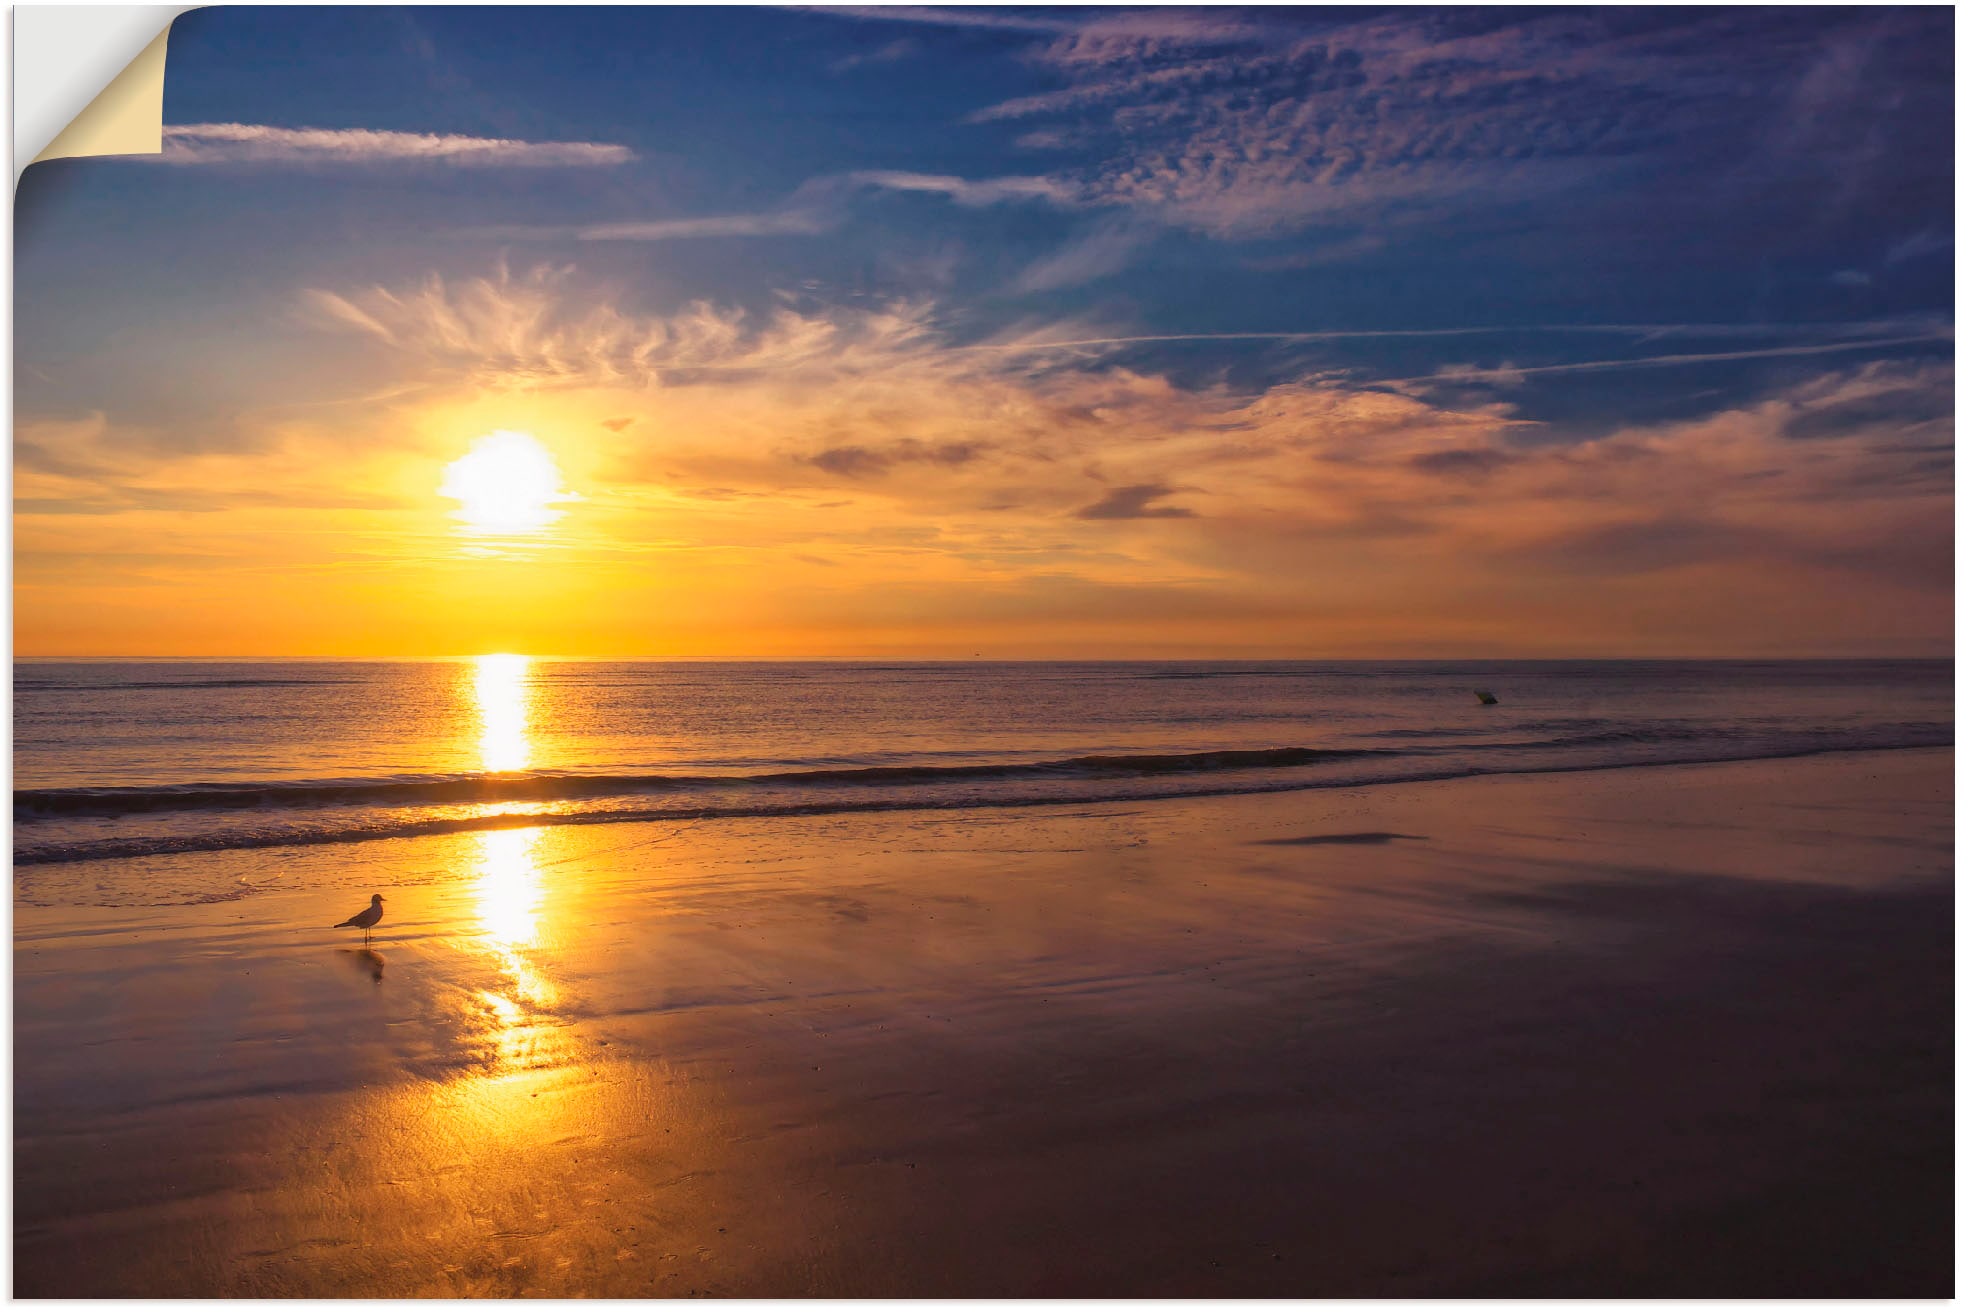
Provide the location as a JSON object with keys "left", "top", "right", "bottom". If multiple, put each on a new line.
{"left": 437, "top": 430, "right": 575, "bottom": 536}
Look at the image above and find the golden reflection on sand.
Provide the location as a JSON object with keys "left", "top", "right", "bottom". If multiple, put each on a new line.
{"left": 259, "top": 1048, "right": 712, "bottom": 1296}
{"left": 476, "top": 827, "right": 546, "bottom": 951}
{"left": 468, "top": 826, "right": 564, "bottom": 1073}
{"left": 473, "top": 654, "right": 533, "bottom": 774}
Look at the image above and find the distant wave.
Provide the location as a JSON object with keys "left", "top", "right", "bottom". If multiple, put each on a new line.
{"left": 1135, "top": 669, "right": 1335, "bottom": 680}
{"left": 17, "top": 677, "right": 357, "bottom": 691}
{"left": 15, "top": 745, "right": 1391, "bottom": 820}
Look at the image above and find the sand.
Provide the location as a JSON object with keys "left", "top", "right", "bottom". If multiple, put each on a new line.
{"left": 13, "top": 748, "right": 1953, "bottom": 1296}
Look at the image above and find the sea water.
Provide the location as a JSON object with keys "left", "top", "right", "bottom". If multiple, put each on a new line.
{"left": 15, "top": 659, "right": 1951, "bottom": 898}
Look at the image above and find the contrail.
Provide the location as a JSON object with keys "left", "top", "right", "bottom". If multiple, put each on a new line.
{"left": 1374, "top": 333, "right": 1951, "bottom": 387}
{"left": 960, "top": 321, "right": 1950, "bottom": 355}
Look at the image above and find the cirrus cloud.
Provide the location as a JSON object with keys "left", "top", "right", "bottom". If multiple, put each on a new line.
{"left": 157, "top": 122, "right": 634, "bottom": 167}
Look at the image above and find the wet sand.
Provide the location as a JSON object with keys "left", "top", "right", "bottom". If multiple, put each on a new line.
{"left": 13, "top": 749, "right": 1952, "bottom": 1296}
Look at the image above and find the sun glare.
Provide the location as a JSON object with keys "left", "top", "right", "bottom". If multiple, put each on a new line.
{"left": 438, "top": 430, "right": 576, "bottom": 536}
{"left": 473, "top": 653, "right": 534, "bottom": 772}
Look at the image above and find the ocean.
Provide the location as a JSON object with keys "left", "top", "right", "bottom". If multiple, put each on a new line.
{"left": 14, "top": 659, "right": 1950, "bottom": 904}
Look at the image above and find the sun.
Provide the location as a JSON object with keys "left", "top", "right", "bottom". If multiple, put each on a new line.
{"left": 438, "top": 431, "right": 577, "bottom": 535}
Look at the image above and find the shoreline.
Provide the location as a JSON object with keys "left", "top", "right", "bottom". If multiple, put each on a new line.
{"left": 15, "top": 739, "right": 1953, "bottom": 871}
{"left": 14, "top": 747, "right": 1953, "bottom": 1295}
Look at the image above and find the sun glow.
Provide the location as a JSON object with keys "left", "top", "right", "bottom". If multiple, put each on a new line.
{"left": 438, "top": 430, "right": 576, "bottom": 536}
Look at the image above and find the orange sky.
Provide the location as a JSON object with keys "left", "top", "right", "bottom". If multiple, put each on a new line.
{"left": 15, "top": 269, "right": 1953, "bottom": 659}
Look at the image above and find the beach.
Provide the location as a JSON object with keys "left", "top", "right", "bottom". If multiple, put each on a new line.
{"left": 12, "top": 746, "right": 1951, "bottom": 1296}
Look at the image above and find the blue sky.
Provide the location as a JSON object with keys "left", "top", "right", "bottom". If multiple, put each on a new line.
{"left": 13, "top": 6, "right": 1956, "bottom": 657}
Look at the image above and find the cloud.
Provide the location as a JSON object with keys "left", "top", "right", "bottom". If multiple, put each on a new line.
{"left": 850, "top": 170, "right": 1075, "bottom": 207}
{"left": 1885, "top": 229, "right": 1952, "bottom": 266}
{"left": 810, "top": 4, "right": 1264, "bottom": 47}
{"left": 1013, "top": 221, "right": 1157, "bottom": 292}
{"left": 1753, "top": 17, "right": 1944, "bottom": 226}
{"left": 13, "top": 411, "right": 409, "bottom": 519}
{"left": 942, "top": 9, "right": 1925, "bottom": 238}
{"left": 299, "top": 265, "right": 944, "bottom": 388}
{"left": 1408, "top": 448, "right": 1519, "bottom": 478}
{"left": 1780, "top": 365, "right": 1956, "bottom": 442}
{"left": 1026, "top": 9, "right": 1272, "bottom": 63}
{"left": 28, "top": 259, "right": 1951, "bottom": 655}
{"left": 1431, "top": 361, "right": 1529, "bottom": 389}
{"left": 797, "top": 6, "right": 1081, "bottom": 36}
{"left": 808, "top": 439, "right": 986, "bottom": 477}
{"left": 830, "top": 36, "right": 919, "bottom": 72}
{"left": 1379, "top": 332, "right": 1952, "bottom": 390}
{"left": 459, "top": 169, "right": 1063, "bottom": 246}
{"left": 577, "top": 210, "right": 833, "bottom": 240}
{"left": 948, "top": 320, "right": 1946, "bottom": 362}
{"left": 1076, "top": 483, "right": 1198, "bottom": 520}
{"left": 157, "top": 122, "right": 634, "bottom": 167}
{"left": 289, "top": 265, "right": 1951, "bottom": 594}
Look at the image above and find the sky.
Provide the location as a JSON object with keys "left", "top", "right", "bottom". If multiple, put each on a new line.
{"left": 14, "top": 4, "right": 1954, "bottom": 658}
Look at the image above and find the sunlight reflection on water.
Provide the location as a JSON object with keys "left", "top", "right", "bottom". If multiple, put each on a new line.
{"left": 459, "top": 653, "right": 571, "bottom": 1078}
{"left": 473, "top": 654, "right": 533, "bottom": 773}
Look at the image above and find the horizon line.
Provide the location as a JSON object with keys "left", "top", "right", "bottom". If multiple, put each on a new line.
{"left": 12, "top": 653, "right": 1951, "bottom": 664}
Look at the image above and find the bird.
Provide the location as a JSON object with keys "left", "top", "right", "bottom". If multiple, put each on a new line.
{"left": 334, "top": 894, "right": 386, "bottom": 945}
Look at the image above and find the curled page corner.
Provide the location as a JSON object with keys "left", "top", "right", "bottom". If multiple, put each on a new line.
{"left": 15, "top": 5, "right": 194, "bottom": 182}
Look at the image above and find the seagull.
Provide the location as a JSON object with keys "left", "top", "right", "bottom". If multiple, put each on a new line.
{"left": 334, "top": 894, "right": 386, "bottom": 945}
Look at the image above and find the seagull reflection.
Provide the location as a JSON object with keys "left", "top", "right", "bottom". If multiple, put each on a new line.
{"left": 338, "top": 948, "right": 385, "bottom": 983}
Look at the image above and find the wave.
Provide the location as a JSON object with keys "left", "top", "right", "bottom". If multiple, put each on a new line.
{"left": 11, "top": 736, "right": 1950, "bottom": 868}
{"left": 20, "top": 720, "right": 1954, "bottom": 825}
{"left": 15, "top": 745, "right": 1391, "bottom": 820}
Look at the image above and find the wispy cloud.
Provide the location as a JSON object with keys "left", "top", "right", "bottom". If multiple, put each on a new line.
{"left": 577, "top": 211, "right": 834, "bottom": 240}
{"left": 804, "top": 6, "right": 1266, "bottom": 45}
{"left": 1885, "top": 229, "right": 1952, "bottom": 266}
{"left": 1076, "top": 483, "right": 1198, "bottom": 520}
{"left": 829, "top": 35, "right": 919, "bottom": 72}
{"left": 796, "top": 6, "right": 1081, "bottom": 36}
{"left": 303, "top": 279, "right": 1943, "bottom": 407}
{"left": 299, "top": 265, "right": 944, "bottom": 387}
{"left": 1380, "top": 333, "right": 1954, "bottom": 390}
{"left": 935, "top": 9, "right": 1915, "bottom": 239}
{"left": 850, "top": 170, "right": 1075, "bottom": 206}
{"left": 1013, "top": 221, "right": 1157, "bottom": 292}
{"left": 956, "top": 320, "right": 1947, "bottom": 357}
{"left": 457, "top": 170, "right": 1066, "bottom": 246}
{"left": 157, "top": 122, "right": 634, "bottom": 167}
